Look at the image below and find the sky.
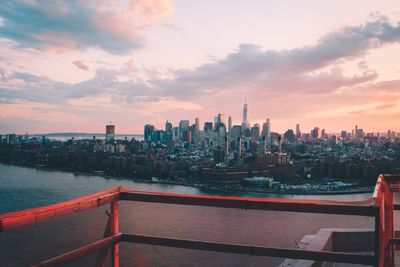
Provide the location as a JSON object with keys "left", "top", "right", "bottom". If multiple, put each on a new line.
{"left": 0, "top": 0, "right": 400, "bottom": 134}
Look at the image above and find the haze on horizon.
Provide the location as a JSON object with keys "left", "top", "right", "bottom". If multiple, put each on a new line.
{"left": 1, "top": 0, "right": 400, "bottom": 135}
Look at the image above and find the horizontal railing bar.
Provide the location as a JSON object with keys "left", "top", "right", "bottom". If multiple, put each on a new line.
{"left": 0, "top": 187, "right": 121, "bottom": 220}
{"left": 121, "top": 233, "right": 375, "bottom": 265}
{"left": 381, "top": 174, "right": 400, "bottom": 183}
{"left": 0, "top": 186, "right": 376, "bottom": 232}
{"left": 119, "top": 190, "right": 376, "bottom": 216}
{"left": 0, "top": 190, "right": 120, "bottom": 232}
{"left": 32, "top": 233, "right": 122, "bottom": 267}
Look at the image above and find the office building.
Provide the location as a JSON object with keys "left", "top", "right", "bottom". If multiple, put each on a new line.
{"left": 262, "top": 118, "right": 271, "bottom": 137}
{"left": 144, "top": 124, "right": 155, "bottom": 142}
{"left": 106, "top": 123, "right": 115, "bottom": 141}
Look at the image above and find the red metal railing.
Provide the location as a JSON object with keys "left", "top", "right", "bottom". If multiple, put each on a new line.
{"left": 373, "top": 174, "right": 394, "bottom": 267}
{"left": 0, "top": 174, "right": 399, "bottom": 267}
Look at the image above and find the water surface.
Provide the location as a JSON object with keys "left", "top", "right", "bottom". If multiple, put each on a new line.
{"left": 0, "top": 163, "right": 372, "bottom": 213}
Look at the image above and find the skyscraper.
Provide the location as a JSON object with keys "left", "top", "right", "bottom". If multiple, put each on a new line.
{"left": 241, "top": 98, "right": 249, "bottom": 130}
{"left": 179, "top": 120, "right": 190, "bottom": 140}
{"left": 165, "top": 120, "right": 172, "bottom": 133}
{"left": 204, "top": 122, "right": 213, "bottom": 133}
{"left": 144, "top": 124, "right": 155, "bottom": 142}
{"left": 251, "top": 123, "right": 260, "bottom": 140}
{"left": 262, "top": 118, "right": 271, "bottom": 137}
{"left": 354, "top": 125, "right": 358, "bottom": 139}
{"left": 296, "top": 124, "right": 301, "bottom": 138}
{"left": 228, "top": 116, "right": 232, "bottom": 133}
{"left": 194, "top": 117, "right": 200, "bottom": 141}
{"left": 321, "top": 129, "right": 326, "bottom": 139}
{"left": 311, "top": 127, "right": 320, "bottom": 139}
{"left": 230, "top": 125, "right": 242, "bottom": 139}
{"left": 195, "top": 118, "right": 200, "bottom": 133}
{"left": 216, "top": 113, "right": 225, "bottom": 125}
{"left": 179, "top": 120, "right": 190, "bottom": 132}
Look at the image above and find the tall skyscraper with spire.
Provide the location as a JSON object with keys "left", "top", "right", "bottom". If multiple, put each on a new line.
{"left": 241, "top": 97, "right": 250, "bottom": 130}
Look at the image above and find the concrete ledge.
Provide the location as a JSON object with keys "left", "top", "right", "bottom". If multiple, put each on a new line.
{"left": 280, "top": 228, "right": 374, "bottom": 267}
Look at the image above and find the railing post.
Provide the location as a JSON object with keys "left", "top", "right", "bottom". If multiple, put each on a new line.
{"left": 111, "top": 200, "right": 119, "bottom": 267}
{"left": 373, "top": 175, "right": 395, "bottom": 267}
{"left": 95, "top": 212, "right": 111, "bottom": 267}
{"left": 375, "top": 207, "right": 380, "bottom": 267}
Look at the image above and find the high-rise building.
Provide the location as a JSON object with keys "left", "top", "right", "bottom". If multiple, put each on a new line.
{"left": 311, "top": 127, "right": 320, "bottom": 140}
{"left": 356, "top": 127, "right": 364, "bottom": 139}
{"left": 144, "top": 124, "right": 155, "bottom": 142}
{"left": 217, "top": 124, "right": 226, "bottom": 137}
{"left": 106, "top": 123, "right": 115, "bottom": 141}
{"left": 321, "top": 129, "right": 326, "bottom": 139}
{"left": 214, "top": 146, "right": 225, "bottom": 164}
{"left": 354, "top": 125, "right": 358, "bottom": 139}
{"left": 179, "top": 120, "right": 190, "bottom": 132}
{"left": 251, "top": 123, "right": 260, "bottom": 140}
{"left": 237, "top": 136, "right": 242, "bottom": 164}
{"left": 195, "top": 118, "right": 200, "bottom": 133}
{"left": 183, "top": 131, "right": 192, "bottom": 143}
{"left": 230, "top": 125, "right": 242, "bottom": 139}
{"left": 241, "top": 98, "right": 249, "bottom": 130}
{"left": 194, "top": 118, "right": 200, "bottom": 141}
{"left": 262, "top": 118, "right": 271, "bottom": 137}
{"left": 215, "top": 113, "right": 225, "bottom": 125}
{"left": 179, "top": 120, "right": 190, "bottom": 141}
{"left": 228, "top": 116, "right": 232, "bottom": 133}
{"left": 284, "top": 129, "right": 296, "bottom": 143}
{"left": 214, "top": 114, "right": 226, "bottom": 137}
{"left": 165, "top": 121, "right": 172, "bottom": 133}
{"left": 204, "top": 122, "right": 213, "bottom": 133}
{"left": 224, "top": 136, "right": 229, "bottom": 167}
{"left": 172, "top": 127, "right": 179, "bottom": 141}
{"left": 295, "top": 124, "right": 301, "bottom": 138}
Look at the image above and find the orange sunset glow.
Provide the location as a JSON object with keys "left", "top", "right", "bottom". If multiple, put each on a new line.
{"left": 0, "top": 0, "right": 400, "bottom": 134}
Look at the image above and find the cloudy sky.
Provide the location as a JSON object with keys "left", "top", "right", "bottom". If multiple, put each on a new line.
{"left": 1, "top": 0, "right": 400, "bottom": 134}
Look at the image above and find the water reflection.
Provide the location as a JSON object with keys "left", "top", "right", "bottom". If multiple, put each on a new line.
{"left": 0, "top": 163, "right": 372, "bottom": 213}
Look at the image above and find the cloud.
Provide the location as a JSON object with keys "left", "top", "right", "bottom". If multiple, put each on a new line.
{"left": 0, "top": 0, "right": 174, "bottom": 54}
{"left": 124, "top": 0, "right": 174, "bottom": 26}
{"left": 72, "top": 60, "right": 89, "bottom": 71}
{"left": 1, "top": 16, "right": 400, "bottom": 133}
{"left": 376, "top": 103, "right": 396, "bottom": 110}
{"left": 150, "top": 17, "right": 400, "bottom": 101}
{"left": 2, "top": 17, "right": 400, "bottom": 103}
{"left": 125, "top": 59, "right": 136, "bottom": 71}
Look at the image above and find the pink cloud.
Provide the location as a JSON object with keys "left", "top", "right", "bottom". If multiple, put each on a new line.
{"left": 91, "top": 0, "right": 174, "bottom": 48}
{"left": 376, "top": 103, "right": 396, "bottom": 110}
{"left": 125, "top": 59, "right": 136, "bottom": 70}
{"left": 0, "top": 0, "right": 174, "bottom": 54}
{"left": 125, "top": 0, "right": 174, "bottom": 25}
{"left": 72, "top": 60, "right": 89, "bottom": 71}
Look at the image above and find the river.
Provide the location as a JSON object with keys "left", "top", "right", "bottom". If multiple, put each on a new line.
{"left": 0, "top": 163, "right": 372, "bottom": 213}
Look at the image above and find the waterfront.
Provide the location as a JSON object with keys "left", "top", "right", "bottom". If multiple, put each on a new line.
{"left": 33, "top": 133, "right": 144, "bottom": 142}
{"left": 0, "top": 163, "right": 372, "bottom": 213}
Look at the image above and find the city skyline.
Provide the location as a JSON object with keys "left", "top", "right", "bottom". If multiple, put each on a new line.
{"left": 1, "top": 1, "right": 400, "bottom": 134}
{"left": 1, "top": 99, "right": 399, "bottom": 135}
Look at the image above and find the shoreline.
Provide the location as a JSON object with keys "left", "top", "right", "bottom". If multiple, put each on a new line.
{"left": 1, "top": 161, "right": 375, "bottom": 196}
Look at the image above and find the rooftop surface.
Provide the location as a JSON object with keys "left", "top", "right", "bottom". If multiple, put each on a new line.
{"left": 0, "top": 195, "right": 376, "bottom": 266}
